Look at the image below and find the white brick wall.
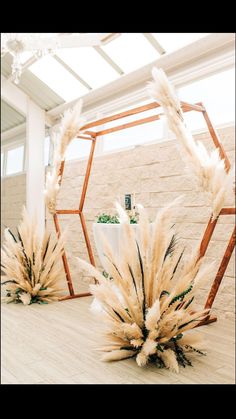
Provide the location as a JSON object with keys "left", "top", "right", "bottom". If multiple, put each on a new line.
{"left": 1, "top": 125, "right": 235, "bottom": 319}
{"left": 1, "top": 173, "right": 26, "bottom": 243}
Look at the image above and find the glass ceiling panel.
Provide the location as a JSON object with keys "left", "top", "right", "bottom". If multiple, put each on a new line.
{"left": 18, "top": 51, "right": 34, "bottom": 64}
{"left": 29, "top": 55, "right": 89, "bottom": 101}
{"left": 56, "top": 47, "right": 118, "bottom": 89}
{"left": 152, "top": 33, "right": 209, "bottom": 53}
{"left": 101, "top": 33, "right": 160, "bottom": 73}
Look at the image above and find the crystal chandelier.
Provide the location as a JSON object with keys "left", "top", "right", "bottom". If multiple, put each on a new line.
{"left": 1, "top": 33, "right": 105, "bottom": 84}
{"left": 1, "top": 33, "right": 59, "bottom": 84}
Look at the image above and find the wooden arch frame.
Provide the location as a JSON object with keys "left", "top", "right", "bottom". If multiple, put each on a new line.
{"left": 53, "top": 100, "right": 235, "bottom": 326}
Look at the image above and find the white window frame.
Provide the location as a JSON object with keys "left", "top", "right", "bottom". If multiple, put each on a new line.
{"left": 91, "top": 66, "right": 235, "bottom": 158}
{"left": 1, "top": 139, "right": 26, "bottom": 178}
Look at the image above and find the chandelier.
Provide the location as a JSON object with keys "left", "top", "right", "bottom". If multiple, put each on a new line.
{"left": 1, "top": 33, "right": 103, "bottom": 84}
{"left": 1, "top": 33, "right": 60, "bottom": 84}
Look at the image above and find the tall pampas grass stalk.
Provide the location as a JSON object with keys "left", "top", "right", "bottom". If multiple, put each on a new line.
{"left": 77, "top": 200, "right": 213, "bottom": 372}
{"left": 45, "top": 100, "right": 85, "bottom": 214}
{"left": 147, "top": 68, "right": 234, "bottom": 220}
{"left": 1, "top": 207, "right": 66, "bottom": 305}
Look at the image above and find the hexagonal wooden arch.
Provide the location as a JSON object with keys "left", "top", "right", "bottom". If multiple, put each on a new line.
{"left": 52, "top": 100, "right": 235, "bottom": 327}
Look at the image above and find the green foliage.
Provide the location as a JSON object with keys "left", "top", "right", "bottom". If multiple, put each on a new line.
{"left": 169, "top": 283, "right": 193, "bottom": 307}
{"left": 102, "top": 270, "right": 113, "bottom": 280}
{"left": 173, "top": 340, "right": 192, "bottom": 368}
{"left": 96, "top": 214, "right": 120, "bottom": 224}
{"left": 164, "top": 234, "right": 177, "bottom": 261}
{"left": 102, "top": 270, "right": 109, "bottom": 278}
{"left": 160, "top": 290, "right": 170, "bottom": 298}
{"left": 129, "top": 215, "right": 138, "bottom": 224}
{"left": 96, "top": 213, "right": 138, "bottom": 224}
{"left": 184, "top": 296, "right": 195, "bottom": 310}
{"left": 157, "top": 343, "right": 164, "bottom": 352}
{"left": 184, "top": 345, "right": 206, "bottom": 356}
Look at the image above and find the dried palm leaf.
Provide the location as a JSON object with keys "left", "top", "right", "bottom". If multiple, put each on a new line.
{"left": 1, "top": 207, "right": 66, "bottom": 305}
{"left": 44, "top": 100, "right": 85, "bottom": 214}
{"left": 77, "top": 201, "right": 212, "bottom": 372}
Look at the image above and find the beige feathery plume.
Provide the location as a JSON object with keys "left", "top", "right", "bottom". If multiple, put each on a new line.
{"left": 145, "top": 299, "right": 160, "bottom": 331}
{"left": 148, "top": 67, "right": 234, "bottom": 220}
{"left": 178, "top": 331, "right": 204, "bottom": 348}
{"left": 116, "top": 202, "right": 143, "bottom": 295}
{"left": 141, "top": 338, "right": 157, "bottom": 356}
{"left": 121, "top": 323, "right": 143, "bottom": 340}
{"left": 136, "top": 339, "right": 156, "bottom": 366}
{"left": 19, "top": 292, "right": 31, "bottom": 306}
{"left": 136, "top": 352, "right": 149, "bottom": 367}
{"left": 77, "top": 201, "right": 211, "bottom": 372}
{"left": 77, "top": 257, "right": 108, "bottom": 285}
{"left": 159, "top": 349, "right": 179, "bottom": 373}
{"left": 97, "top": 344, "right": 131, "bottom": 352}
{"left": 1, "top": 206, "right": 66, "bottom": 305}
{"left": 102, "top": 350, "right": 137, "bottom": 362}
{"left": 158, "top": 310, "right": 185, "bottom": 340}
{"left": 44, "top": 100, "right": 85, "bottom": 214}
{"left": 131, "top": 338, "right": 144, "bottom": 348}
{"left": 136, "top": 204, "right": 151, "bottom": 297}
{"left": 148, "top": 196, "right": 183, "bottom": 305}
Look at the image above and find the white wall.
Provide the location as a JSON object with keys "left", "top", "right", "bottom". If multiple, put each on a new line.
{"left": 1, "top": 125, "right": 235, "bottom": 319}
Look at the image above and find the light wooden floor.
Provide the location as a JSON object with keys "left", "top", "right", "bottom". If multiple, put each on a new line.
{"left": 1, "top": 296, "right": 235, "bottom": 384}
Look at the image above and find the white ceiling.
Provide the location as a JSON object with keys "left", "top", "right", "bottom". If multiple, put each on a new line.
{"left": 1, "top": 33, "right": 211, "bottom": 133}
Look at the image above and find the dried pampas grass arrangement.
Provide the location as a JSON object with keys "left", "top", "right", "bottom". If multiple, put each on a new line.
{"left": 77, "top": 200, "right": 213, "bottom": 372}
{"left": 1, "top": 207, "right": 66, "bottom": 305}
{"left": 45, "top": 100, "right": 85, "bottom": 214}
{"left": 148, "top": 68, "right": 234, "bottom": 220}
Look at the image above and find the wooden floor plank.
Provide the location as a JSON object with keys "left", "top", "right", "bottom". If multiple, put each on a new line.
{"left": 1, "top": 297, "right": 235, "bottom": 384}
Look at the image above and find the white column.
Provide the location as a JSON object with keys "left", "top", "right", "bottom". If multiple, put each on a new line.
{"left": 26, "top": 99, "right": 45, "bottom": 236}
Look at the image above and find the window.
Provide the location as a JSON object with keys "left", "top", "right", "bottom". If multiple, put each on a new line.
{"left": 6, "top": 146, "right": 24, "bottom": 175}
{"left": 1, "top": 152, "right": 4, "bottom": 177}
{"left": 65, "top": 138, "right": 92, "bottom": 161}
{"left": 103, "top": 101, "right": 164, "bottom": 152}
{"left": 44, "top": 136, "right": 50, "bottom": 166}
{"left": 178, "top": 68, "right": 235, "bottom": 131}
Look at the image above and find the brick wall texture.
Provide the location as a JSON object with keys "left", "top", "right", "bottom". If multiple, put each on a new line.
{"left": 1, "top": 125, "right": 235, "bottom": 319}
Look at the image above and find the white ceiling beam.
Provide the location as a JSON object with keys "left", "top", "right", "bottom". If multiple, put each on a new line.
{"left": 93, "top": 46, "right": 124, "bottom": 75}
{"left": 53, "top": 55, "right": 92, "bottom": 90}
{"left": 1, "top": 123, "right": 26, "bottom": 144}
{"left": 47, "top": 33, "right": 235, "bottom": 121}
{"left": 142, "top": 33, "right": 166, "bottom": 55}
{"left": 1, "top": 75, "right": 54, "bottom": 130}
{"left": 1, "top": 74, "right": 28, "bottom": 115}
{"left": 1, "top": 113, "right": 54, "bottom": 145}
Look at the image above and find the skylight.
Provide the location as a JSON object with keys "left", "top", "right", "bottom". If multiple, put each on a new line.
{"left": 151, "top": 33, "right": 209, "bottom": 53}
{"left": 101, "top": 33, "right": 160, "bottom": 73}
{"left": 29, "top": 55, "right": 89, "bottom": 101}
{"left": 18, "top": 51, "right": 34, "bottom": 64}
{"left": 56, "top": 47, "right": 118, "bottom": 89}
